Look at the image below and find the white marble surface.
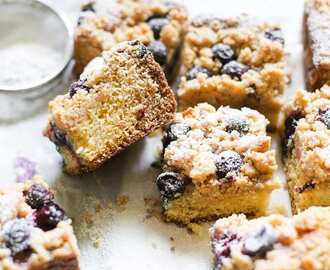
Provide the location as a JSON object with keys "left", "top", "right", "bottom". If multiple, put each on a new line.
{"left": 0, "top": 0, "right": 304, "bottom": 269}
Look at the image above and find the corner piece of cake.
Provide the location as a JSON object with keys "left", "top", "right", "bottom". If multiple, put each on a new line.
{"left": 156, "top": 103, "right": 278, "bottom": 225}
{"left": 74, "top": 0, "right": 188, "bottom": 78}
{"left": 0, "top": 177, "right": 80, "bottom": 269}
{"left": 282, "top": 85, "right": 330, "bottom": 213}
{"left": 177, "top": 14, "right": 288, "bottom": 128}
{"left": 304, "top": 0, "right": 330, "bottom": 90}
{"left": 210, "top": 207, "right": 330, "bottom": 270}
{"left": 44, "top": 40, "right": 177, "bottom": 175}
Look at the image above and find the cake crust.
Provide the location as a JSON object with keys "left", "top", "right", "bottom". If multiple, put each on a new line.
{"left": 44, "top": 40, "right": 176, "bottom": 175}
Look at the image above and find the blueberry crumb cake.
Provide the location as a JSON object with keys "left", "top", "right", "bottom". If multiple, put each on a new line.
{"left": 210, "top": 207, "right": 330, "bottom": 270}
{"left": 156, "top": 103, "right": 278, "bottom": 225}
{"left": 304, "top": 0, "right": 330, "bottom": 90}
{"left": 74, "top": 0, "right": 188, "bottom": 78}
{"left": 282, "top": 85, "right": 330, "bottom": 213}
{"left": 44, "top": 40, "right": 176, "bottom": 175}
{"left": 0, "top": 177, "right": 80, "bottom": 269}
{"left": 177, "top": 14, "right": 288, "bottom": 128}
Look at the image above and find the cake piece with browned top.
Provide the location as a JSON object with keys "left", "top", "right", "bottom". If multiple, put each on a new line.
{"left": 210, "top": 207, "right": 330, "bottom": 270}
{"left": 156, "top": 103, "right": 278, "bottom": 225}
{"left": 74, "top": 0, "right": 188, "bottom": 78}
{"left": 177, "top": 15, "right": 288, "bottom": 128}
{"left": 44, "top": 40, "right": 176, "bottom": 175}
{"left": 282, "top": 85, "right": 330, "bottom": 213}
{"left": 304, "top": 0, "right": 330, "bottom": 90}
{"left": 0, "top": 176, "right": 80, "bottom": 270}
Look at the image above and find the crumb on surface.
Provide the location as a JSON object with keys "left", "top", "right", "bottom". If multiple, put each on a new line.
{"left": 116, "top": 195, "right": 129, "bottom": 207}
{"left": 187, "top": 223, "right": 204, "bottom": 236}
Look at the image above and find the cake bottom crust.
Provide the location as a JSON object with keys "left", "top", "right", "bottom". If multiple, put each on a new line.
{"left": 163, "top": 183, "right": 277, "bottom": 225}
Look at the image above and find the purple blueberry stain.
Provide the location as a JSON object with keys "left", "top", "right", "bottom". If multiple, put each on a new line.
{"left": 14, "top": 156, "right": 37, "bottom": 183}
{"left": 69, "top": 79, "right": 90, "bottom": 98}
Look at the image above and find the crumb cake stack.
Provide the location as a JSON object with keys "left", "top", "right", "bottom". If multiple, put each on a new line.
{"left": 74, "top": 0, "right": 188, "bottom": 77}
{"left": 156, "top": 103, "right": 278, "bottom": 224}
{"left": 0, "top": 177, "right": 80, "bottom": 270}
{"left": 177, "top": 15, "right": 288, "bottom": 127}
{"left": 44, "top": 41, "right": 176, "bottom": 175}
{"left": 210, "top": 207, "right": 330, "bottom": 270}
{"left": 304, "top": 0, "right": 330, "bottom": 90}
{"left": 282, "top": 85, "right": 330, "bottom": 213}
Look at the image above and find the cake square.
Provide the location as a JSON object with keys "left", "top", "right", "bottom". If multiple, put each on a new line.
{"left": 156, "top": 103, "right": 278, "bottom": 225}
{"left": 177, "top": 15, "right": 288, "bottom": 128}
{"left": 74, "top": 0, "right": 188, "bottom": 78}
{"left": 210, "top": 207, "right": 330, "bottom": 270}
{"left": 44, "top": 41, "right": 177, "bottom": 175}
{"left": 0, "top": 177, "right": 80, "bottom": 269}
{"left": 282, "top": 85, "right": 330, "bottom": 213}
{"left": 304, "top": 0, "right": 330, "bottom": 90}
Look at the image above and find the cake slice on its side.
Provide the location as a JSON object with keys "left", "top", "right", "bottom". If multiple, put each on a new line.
{"left": 44, "top": 40, "right": 176, "bottom": 175}
{"left": 156, "top": 103, "right": 278, "bottom": 225}
{"left": 210, "top": 207, "right": 330, "bottom": 270}
{"left": 282, "top": 85, "right": 330, "bottom": 213}
{"left": 0, "top": 176, "right": 80, "bottom": 270}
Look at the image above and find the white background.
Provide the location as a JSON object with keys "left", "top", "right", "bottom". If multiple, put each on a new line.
{"left": 0, "top": 0, "right": 304, "bottom": 269}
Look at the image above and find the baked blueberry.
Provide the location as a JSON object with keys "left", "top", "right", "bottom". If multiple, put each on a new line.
{"left": 34, "top": 202, "right": 66, "bottom": 231}
{"left": 137, "top": 44, "right": 148, "bottom": 58}
{"left": 215, "top": 150, "right": 243, "bottom": 180}
{"left": 214, "top": 232, "right": 238, "bottom": 259}
{"left": 147, "top": 16, "right": 169, "bottom": 39}
{"left": 50, "top": 123, "right": 68, "bottom": 148}
{"left": 221, "top": 61, "right": 249, "bottom": 79}
{"left": 186, "top": 66, "right": 212, "bottom": 80}
{"left": 147, "top": 41, "right": 167, "bottom": 66}
{"left": 156, "top": 171, "right": 185, "bottom": 201}
{"left": 283, "top": 111, "right": 304, "bottom": 157}
{"left": 242, "top": 225, "right": 278, "bottom": 257}
{"left": 212, "top": 44, "right": 235, "bottom": 64}
{"left": 23, "top": 184, "right": 53, "bottom": 210}
{"left": 69, "top": 79, "right": 90, "bottom": 98}
{"left": 3, "top": 219, "right": 30, "bottom": 256}
{"left": 81, "top": 2, "right": 95, "bottom": 12}
{"left": 162, "top": 123, "right": 190, "bottom": 148}
{"left": 265, "top": 28, "right": 285, "bottom": 46}
{"left": 318, "top": 109, "right": 330, "bottom": 129}
{"left": 225, "top": 113, "right": 249, "bottom": 134}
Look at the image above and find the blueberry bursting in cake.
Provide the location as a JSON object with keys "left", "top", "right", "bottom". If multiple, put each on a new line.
{"left": 177, "top": 14, "right": 288, "bottom": 128}
{"left": 282, "top": 85, "right": 330, "bottom": 213}
{"left": 156, "top": 103, "right": 279, "bottom": 225}
{"left": 0, "top": 177, "right": 80, "bottom": 269}
{"left": 74, "top": 0, "right": 188, "bottom": 79}
{"left": 210, "top": 207, "right": 330, "bottom": 270}
{"left": 44, "top": 40, "right": 176, "bottom": 175}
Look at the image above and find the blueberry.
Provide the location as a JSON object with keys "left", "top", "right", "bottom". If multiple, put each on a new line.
{"left": 3, "top": 219, "right": 30, "bottom": 256}
{"left": 225, "top": 113, "right": 249, "bottom": 134}
{"left": 137, "top": 44, "right": 148, "bottom": 58}
{"left": 282, "top": 111, "right": 304, "bottom": 157}
{"left": 317, "top": 109, "right": 330, "bottom": 129}
{"left": 221, "top": 61, "right": 249, "bottom": 79}
{"left": 242, "top": 225, "right": 278, "bottom": 257}
{"left": 212, "top": 44, "right": 235, "bottom": 64}
{"left": 162, "top": 123, "right": 190, "bottom": 148}
{"left": 147, "top": 16, "right": 169, "bottom": 39}
{"left": 296, "top": 181, "right": 315, "bottom": 193}
{"left": 23, "top": 184, "right": 53, "bottom": 210}
{"left": 265, "top": 28, "right": 284, "bottom": 46}
{"left": 215, "top": 150, "right": 243, "bottom": 180}
{"left": 69, "top": 79, "right": 90, "bottom": 98}
{"left": 147, "top": 41, "right": 167, "bottom": 66}
{"left": 156, "top": 172, "right": 185, "bottom": 201}
{"left": 50, "top": 123, "right": 68, "bottom": 147}
{"left": 34, "top": 202, "right": 66, "bottom": 231}
{"left": 81, "top": 2, "right": 95, "bottom": 12}
{"left": 186, "top": 66, "right": 212, "bottom": 80}
{"left": 213, "top": 232, "right": 238, "bottom": 268}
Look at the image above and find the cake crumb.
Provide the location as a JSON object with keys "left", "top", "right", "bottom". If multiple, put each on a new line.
{"left": 170, "top": 246, "right": 175, "bottom": 252}
{"left": 143, "top": 196, "right": 161, "bottom": 221}
{"left": 116, "top": 194, "right": 129, "bottom": 212}
{"left": 187, "top": 223, "right": 203, "bottom": 236}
